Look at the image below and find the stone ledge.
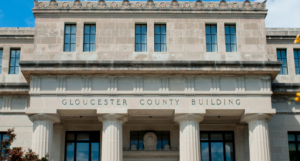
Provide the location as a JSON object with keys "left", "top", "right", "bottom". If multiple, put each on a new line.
{"left": 0, "top": 83, "right": 29, "bottom": 95}
{"left": 272, "top": 83, "right": 300, "bottom": 94}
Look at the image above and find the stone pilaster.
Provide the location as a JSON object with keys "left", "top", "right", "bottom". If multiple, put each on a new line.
{"left": 98, "top": 114, "right": 127, "bottom": 161}
{"left": 174, "top": 113, "right": 204, "bottom": 161}
{"left": 241, "top": 113, "right": 273, "bottom": 161}
{"left": 28, "top": 114, "right": 60, "bottom": 159}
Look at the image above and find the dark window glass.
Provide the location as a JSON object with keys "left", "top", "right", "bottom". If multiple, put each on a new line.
{"left": 154, "top": 24, "right": 167, "bottom": 52}
{"left": 0, "top": 49, "right": 3, "bottom": 74}
{"left": 84, "top": 24, "right": 96, "bottom": 52}
{"left": 0, "top": 132, "right": 10, "bottom": 153}
{"left": 135, "top": 24, "right": 147, "bottom": 52}
{"left": 294, "top": 50, "right": 300, "bottom": 75}
{"left": 64, "top": 24, "right": 77, "bottom": 52}
{"left": 225, "top": 25, "right": 237, "bottom": 52}
{"left": 288, "top": 132, "right": 300, "bottom": 161}
{"left": 65, "top": 131, "right": 100, "bottom": 161}
{"left": 130, "top": 131, "right": 170, "bottom": 150}
{"left": 200, "top": 132, "right": 235, "bottom": 161}
{"left": 206, "top": 25, "right": 218, "bottom": 52}
{"left": 277, "top": 49, "right": 288, "bottom": 75}
{"left": 9, "top": 49, "right": 20, "bottom": 74}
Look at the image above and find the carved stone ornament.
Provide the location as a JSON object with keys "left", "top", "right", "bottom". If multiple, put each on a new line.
{"left": 121, "top": 1, "right": 131, "bottom": 9}
{"left": 111, "top": 2, "right": 118, "bottom": 9}
{"left": 143, "top": 132, "right": 157, "bottom": 150}
{"left": 48, "top": 0, "right": 58, "bottom": 9}
{"left": 159, "top": 2, "right": 167, "bottom": 9}
{"left": 183, "top": 3, "right": 191, "bottom": 9}
{"left": 170, "top": 0, "right": 180, "bottom": 9}
{"left": 231, "top": 3, "right": 239, "bottom": 9}
{"left": 219, "top": 0, "right": 228, "bottom": 9}
{"left": 164, "top": 145, "right": 171, "bottom": 150}
{"left": 98, "top": 1, "right": 106, "bottom": 9}
{"left": 72, "top": 0, "right": 82, "bottom": 9}
{"left": 243, "top": 1, "right": 253, "bottom": 10}
{"left": 194, "top": 0, "right": 203, "bottom": 9}
{"left": 86, "top": 2, "right": 94, "bottom": 9}
{"left": 135, "top": 2, "right": 142, "bottom": 9}
{"left": 36, "top": 2, "right": 45, "bottom": 9}
{"left": 131, "top": 144, "right": 137, "bottom": 150}
{"left": 145, "top": 0, "right": 155, "bottom": 9}
{"left": 207, "top": 3, "right": 215, "bottom": 9}
{"left": 62, "top": 3, "right": 69, "bottom": 9}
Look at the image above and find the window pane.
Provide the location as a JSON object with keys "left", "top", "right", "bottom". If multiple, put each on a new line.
{"left": 138, "top": 132, "right": 144, "bottom": 150}
{"left": 160, "top": 25, "right": 166, "bottom": 34}
{"left": 277, "top": 50, "right": 281, "bottom": 58}
{"left": 225, "top": 133, "right": 233, "bottom": 141}
{"left": 84, "top": 25, "right": 90, "bottom": 34}
{"left": 289, "top": 143, "right": 297, "bottom": 161}
{"left": 211, "top": 133, "right": 223, "bottom": 140}
{"left": 156, "top": 132, "right": 162, "bottom": 150}
{"left": 212, "top": 45, "right": 218, "bottom": 52}
{"left": 155, "top": 25, "right": 160, "bottom": 34}
{"left": 135, "top": 44, "right": 141, "bottom": 52}
{"left": 84, "top": 44, "right": 90, "bottom": 52}
{"left": 212, "top": 35, "right": 217, "bottom": 44}
{"left": 211, "top": 142, "right": 224, "bottom": 161}
{"left": 155, "top": 35, "right": 161, "bottom": 43}
{"left": 281, "top": 51, "right": 286, "bottom": 58}
{"left": 2, "top": 134, "right": 9, "bottom": 140}
{"left": 207, "top": 45, "right": 212, "bottom": 52}
{"left": 135, "top": 35, "right": 141, "bottom": 44}
{"left": 230, "top": 35, "right": 236, "bottom": 44}
{"left": 90, "top": 44, "right": 95, "bottom": 52}
{"left": 65, "top": 25, "right": 71, "bottom": 34}
{"left": 10, "top": 67, "right": 15, "bottom": 74}
{"left": 226, "top": 45, "right": 231, "bottom": 52}
{"left": 201, "top": 142, "right": 210, "bottom": 161}
{"left": 67, "top": 133, "right": 75, "bottom": 141}
{"left": 91, "top": 25, "right": 96, "bottom": 34}
{"left": 71, "top": 35, "right": 76, "bottom": 43}
{"left": 142, "top": 35, "right": 147, "bottom": 43}
{"left": 11, "top": 50, "right": 16, "bottom": 57}
{"left": 76, "top": 143, "right": 89, "bottom": 161}
{"left": 141, "top": 25, "right": 147, "bottom": 34}
{"left": 15, "top": 67, "right": 19, "bottom": 74}
{"left": 77, "top": 133, "right": 89, "bottom": 141}
{"left": 84, "top": 35, "right": 90, "bottom": 43}
{"left": 206, "top": 35, "right": 211, "bottom": 44}
{"left": 225, "top": 26, "right": 230, "bottom": 34}
{"left": 206, "top": 26, "right": 211, "bottom": 34}
{"left": 71, "top": 44, "right": 76, "bottom": 52}
{"left": 71, "top": 25, "right": 76, "bottom": 34}
{"left": 211, "top": 26, "right": 217, "bottom": 34}
{"left": 90, "top": 35, "right": 95, "bottom": 44}
{"left": 161, "top": 44, "right": 167, "bottom": 52}
{"left": 64, "top": 44, "right": 70, "bottom": 52}
{"left": 66, "top": 143, "right": 75, "bottom": 161}
{"left": 141, "top": 44, "right": 147, "bottom": 52}
{"left": 65, "top": 35, "right": 71, "bottom": 43}
{"left": 225, "top": 35, "right": 230, "bottom": 44}
{"left": 130, "top": 132, "right": 138, "bottom": 149}
{"left": 91, "top": 143, "right": 99, "bottom": 161}
{"left": 231, "top": 45, "right": 237, "bottom": 52}
{"left": 16, "top": 50, "right": 20, "bottom": 58}
{"left": 201, "top": 133, "right": 209, "bottom": 140}
{"left": 11, "top": 58, "right": 16, "bottom": 67}
{"left": 135, "top": 25, "right": 141, "bottom": 34}
{"left": 161, "top": 35, "right": 166, "bottom": 43}
{"left": 230, "top": 26, "right": 235, "bottom": 34}
{"left": 225, "top": 142, "right": 234, "bottom": 161}
{"left": 155, "top": 44, "right": 160, "bottom": 52}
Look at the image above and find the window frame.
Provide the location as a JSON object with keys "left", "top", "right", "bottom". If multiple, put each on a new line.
{"left": 135, "top": 24, "right": 147, "bottom": 52}
{"left": 205, "top": 24, "right": 218, "bottom": 52}
{"left": 9, "top": 49, "right": 20, "bottom": 74}
{"left": 130, "top": 131, "right": 171, "bottom": 150}
{"left": 277, "top": 49, "right": 288, "bottom": 75}
{"left": 225, "top": 24, "right": 237, "bottom": 52}
{"left": 83, "top": 24, "right": 96, "bottom": 52}
{"left": 288, "top": 132, "right": 300, "bottom": 161}
{"left": 154, "top": 24, "right": 167, "bottom": 52}
{"left": 64, "top": 131, "right": 100, "bottom": 161}
{"left": 294, "top": 49, "right": 300, "bottom": 75}
{"left": 64, "top": 24, "right": 77, "bottom": 52}
{"left": 200, "top": 131, "right": 236, "bottom": 161}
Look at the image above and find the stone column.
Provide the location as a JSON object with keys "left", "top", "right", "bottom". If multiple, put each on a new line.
{"left": 29, "top": 114, "right": 60, "bottom": 159}
{"left": 174, "top": 113, "right": 204, "bottom": 161}
{"left": 98, "top": 114, "right": 127, "bottom": 161}
{"left": 241, "top": 113, "right": 273, "bottom": 161}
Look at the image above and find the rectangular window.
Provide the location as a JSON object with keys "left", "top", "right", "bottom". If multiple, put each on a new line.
{"left": 130, "top": 131, "right": 170, "bottom": 150}
{"left": 206, "top": 25, "right": 218, "bottom": 52}
{"left": 225, "top": 25, "right": 237, "bottom": 52}
{"left": 83, "top": 24, "right": 96, "bottom": 52}
{"left": 0, "top": 132, "right": 10, "bottom": 152}
{"left": 9, "top": 49, "right": 20, "bottom": 74}
{"left": 0, "top": 49, "right": 3, "bottom": 74}
{"left": 65, "top": 131, "right": 100, "bottom": 161}
{"left": 201, "top": 131, "right": 235, "bottom": 161}
{"left": 64, "top": 24, "right": 76, "bottom": 52}
{"left": 277, "top": 49, "right": 288, "bottom": 75}
{"left": 135, "top": 24, "right": 147, "bottom": 52}
{"left": 295, "top": 50, "right": 300, "bottom": 75}
{"left": 288, "top": 132, "right": 300, "bottom": 161}
{"left": 154, "top": 24, "right": 167, "bottom": 52}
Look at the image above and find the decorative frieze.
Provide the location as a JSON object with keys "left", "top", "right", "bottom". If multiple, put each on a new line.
{"left": 33, "top": 1, "right": 267, "bottom": 11}
{"left": 56, "top": 76, "right": 66, "bottom": 93}
{"left": 134, "top": 77, "right": 144, "bottom": 95}
{"left": 235, "top": 76, "right": 245, "bottom": 95}
{"left": 2, "top": 96, "right": 12, "bottom": 110}
{"left": 30, "top": 77, "right": 41, "bottom": 93}
{"left": 108, "top": 76, "right": 118, "bottom": 95}
{"left": 210, "top": 77, "right": 220, "bottom": 95}
{"left": 160, "top": 77, "right": 169, "bottom": 96}
{"left": 260, "top": 77, "right": 271, "bottom": 95}
{"left": 185, "top": 76, "right": 195, "bottom": 96}
{"left": 82, "top": 77, "right": 92, "bottom": 93}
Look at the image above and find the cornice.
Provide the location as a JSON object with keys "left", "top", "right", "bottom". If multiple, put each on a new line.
{"left": 29, "top": 113, "right": 61, "bottom": 123}
{"left": 174, "top": 113, "right": 204, "bottom": 123}
{"left": 33, "top": 1, "right": 267, "bottom": 13}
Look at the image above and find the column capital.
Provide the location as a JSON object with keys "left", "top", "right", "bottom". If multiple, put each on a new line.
{"left": 98, "top": 113, "right": 128, "bottom": 123}
{"left": 174, "top": 113, "right": 204, "bottom": 123}
{"left": 241, "top": 113, "right": 273, "bottom": 123}
{"left": 29, "top": 113, "right": 60, "bottom": 123}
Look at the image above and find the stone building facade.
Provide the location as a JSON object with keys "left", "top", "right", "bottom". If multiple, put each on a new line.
{"left": 0, "top": 0, "right": 299, "bottom": 161}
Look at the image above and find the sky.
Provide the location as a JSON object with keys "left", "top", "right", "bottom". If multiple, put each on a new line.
{"left": 0, "top": 0, "right": 299, "bottom": 28}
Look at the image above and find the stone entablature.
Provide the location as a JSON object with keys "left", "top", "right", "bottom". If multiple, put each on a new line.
{"left": 29, "top": 75, "right": 272, "bottom": 96}
{"left": 33, "top": 0, "right": 266, "bottom": 11}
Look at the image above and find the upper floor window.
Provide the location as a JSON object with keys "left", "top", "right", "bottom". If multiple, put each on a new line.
{"left": 206, "top": 25, "right": 218, "bottom": 52}
{"left": 225, "top": 25, "right": 237, "bottom": 52}
{"left": 154, "top": 24, "right": 167, "bottom": 52}
{"left": 294, "top": 49, "right": 300, "bottom": 75}
{"left": 277, "top": 49, "right": 288, "bottom": 75}
{"left": 0, "top": 132, "right": 10, "bottom": 152}
{"left": 288, "top": 132, "right": 300, "bottom": 161}
{"left": 84, "top": 24, "right": 96, "bottom": 52}
{"left": 64, "top": 24, "right": 76, "bottom": 52}
{"left": 9, "top": 49, "right": 20, "bottom": 74}
{"left": 135, "top": 24, "right": 147, "bottom": 52}
{"left": 65, "top": 131, "right": 100, "bottom": 161}
{"left": 0, "top": 49, "right": 3, "bottom": 74}
{"left": 130, "top": 131, "right": 170, "bottom": 150}
{"left": 201, "top": 131, "right": 235, "bottom": 161}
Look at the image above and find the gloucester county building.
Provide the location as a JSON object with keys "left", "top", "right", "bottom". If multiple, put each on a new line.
{"left": 1, "top": 0, "right": 300, "bottom": 161}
